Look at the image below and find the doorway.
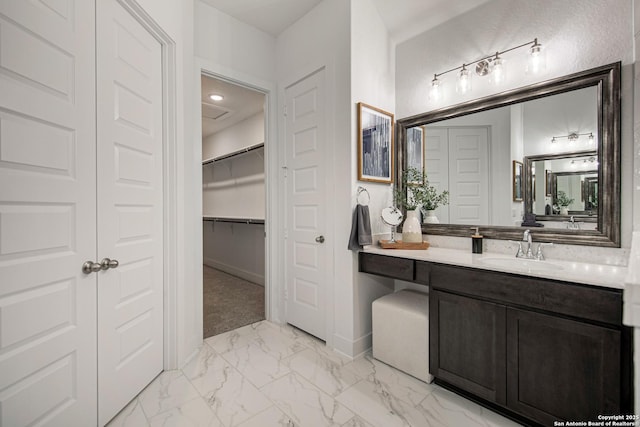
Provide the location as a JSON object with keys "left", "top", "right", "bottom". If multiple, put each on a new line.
{"left": 200, "top": 74, "right": 267, "bottom": 338}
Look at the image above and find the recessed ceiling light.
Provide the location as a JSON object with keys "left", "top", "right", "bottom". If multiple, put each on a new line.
{"left": 209, "top": 94, "right": 224, "bottom": 102}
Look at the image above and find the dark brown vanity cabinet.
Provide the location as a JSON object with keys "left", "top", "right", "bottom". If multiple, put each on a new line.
{"left": 359, "top": 253, "right": 632, "bottom": 426}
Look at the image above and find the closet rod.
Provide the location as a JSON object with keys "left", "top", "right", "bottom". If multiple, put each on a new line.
{"left": 202, "top": 216, "right": 265, "bottom": 225}
{"left": 202, "top": 142, "right": 264, "bottom": 165}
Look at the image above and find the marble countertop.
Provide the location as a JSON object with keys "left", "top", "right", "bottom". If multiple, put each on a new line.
{"left": 363, "top": 245, "right": 627, "bottom": 290}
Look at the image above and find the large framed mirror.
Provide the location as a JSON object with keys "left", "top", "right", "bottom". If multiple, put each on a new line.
{"left": 396, "top": 62, "right": 620, "bottom": 247}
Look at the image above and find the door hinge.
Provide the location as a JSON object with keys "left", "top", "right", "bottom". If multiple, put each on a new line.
{"left": 282, "top": 166, "right": 288, "bottom": 178}
{"left": 283, "top": 105, "right": 287, "bottom": 117}
{"left": 284, "top": 228, "right": 288, "bottom": 239}
{"left": 283, "top": 288, "right": 288, "bottom": 300}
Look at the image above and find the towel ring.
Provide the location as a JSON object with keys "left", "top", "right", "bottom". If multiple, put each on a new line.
{"left": 357, "top": 186, "right": 370, "bottom": 205}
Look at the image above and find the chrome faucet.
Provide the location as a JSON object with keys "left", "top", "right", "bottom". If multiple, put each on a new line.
{"left": 516, "top": 229, "right": 534, "bottom": 259}
{"left": 566, "top": 216, "right": 580, "bottom": 230}
{"left": 516, "top": 229, "right": 553, "bottom": 260}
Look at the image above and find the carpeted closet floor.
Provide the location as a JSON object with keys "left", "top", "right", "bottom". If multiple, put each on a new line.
{"left": 203, "top": 265, "right": 265, "bottom": 338}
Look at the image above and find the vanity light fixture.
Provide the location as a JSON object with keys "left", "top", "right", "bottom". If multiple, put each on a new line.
{"left": 429, "top": 38, "right": 543, "bottom": 100}
{"left": 549, "top": 132, "right": 594, "bottom": 144}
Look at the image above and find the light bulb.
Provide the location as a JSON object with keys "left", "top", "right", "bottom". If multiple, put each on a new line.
{"left": 430, "top": 75, "right": 441, "bottom": 101}
{"left": 551, "top": 137, "right": 556, "bottom": 143}
{"left": 526, "top": 39, "right": 545, "bottom": 74}
{"left": 491, "top": 54, "right": 505, "bottom": 85}
{"left": 588, "top": 133, "right": 595, "bottom": 144}
{"left": 456, "top": 65, "right": 471, "bottom": 94}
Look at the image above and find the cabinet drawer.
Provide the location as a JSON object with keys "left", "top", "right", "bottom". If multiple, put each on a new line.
{"left": 359, "top": 253, "right": 414, "bottom": 281}
{"left": 430, "top": 263, "right": 622, "bottom": 326}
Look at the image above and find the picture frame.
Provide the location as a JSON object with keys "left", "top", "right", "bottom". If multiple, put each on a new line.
{"left": 357, "top": 102, "right": 394, "bottom": 183}
{"left": 545, "top": 169, "right": 552, "bottom": 196}
{"left": 406, "top": 126, "right": 424, "bottom": 183}
{"left": 513, "top": 160, "right": 523, "bottom": 202}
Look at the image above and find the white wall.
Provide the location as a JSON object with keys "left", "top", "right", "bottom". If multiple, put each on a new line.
{"left": 203, "top": 222, "right": 266, "bottom": 285}
{"left": 396, "top": 0, "right": 634, "bottom": 258}
{"left": 195, "top": 2, "right": 276, "bottom": 83}
{"left": 202, "top": 112, "right": 265, "bottom": 219}
{"left": 350, "top": 0, "right": 397, "bottom": 356}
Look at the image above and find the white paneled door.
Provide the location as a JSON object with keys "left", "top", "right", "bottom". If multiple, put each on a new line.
{"left": 0, "top": 1, "right": 98, "bottom": 425}
{"left": 448, "top": 127, "right": 489, "bottom": 225}
{"left": 96, "top": 1, "right": 164, "bottom": 424}
{"left": 285, "top": 69, "right": 327, "bottom": 340}
{"left": 0, "top": 1, "right": 164, "bottom": 425}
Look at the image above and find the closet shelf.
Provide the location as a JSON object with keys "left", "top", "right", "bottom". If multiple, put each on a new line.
{"left": 202, "top": 142, "right": 264, "bottom": 165}
{"left": 203, "top": 216, "right": 265, "bottom": 225}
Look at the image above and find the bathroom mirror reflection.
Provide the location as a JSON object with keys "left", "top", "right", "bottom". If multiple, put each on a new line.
{"left": 396, "top": 62, "right": 620, "bottom": 247}
{"left": 526, "top": 150, "right": 598, "bottom": 230}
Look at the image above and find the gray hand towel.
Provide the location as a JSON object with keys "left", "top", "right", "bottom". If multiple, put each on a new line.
{"left": 348, "top": 204, "right": 372, "bottom": 251}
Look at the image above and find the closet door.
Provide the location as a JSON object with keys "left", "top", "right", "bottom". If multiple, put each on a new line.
{"left": 0, "top": 1, "right": 98, "bottom": 426}
{"left": 96, "top": 0, "right": 164, "bottom": 423}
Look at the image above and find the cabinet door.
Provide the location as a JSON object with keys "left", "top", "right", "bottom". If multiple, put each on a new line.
{"left": 506, "top": 308, "right": 621, "bottom": 424}
{"left": 430, "top": 290, "right": 506, "bottom": 404}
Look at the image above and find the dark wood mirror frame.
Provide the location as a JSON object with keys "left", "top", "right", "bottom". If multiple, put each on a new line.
{"left": 396, "top": 62, "right": 621, "bottom": 247}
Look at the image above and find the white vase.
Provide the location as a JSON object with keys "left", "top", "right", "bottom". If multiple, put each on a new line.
{"left": 402, "top": 209, "right": 423, "bottom": 243}
{"left": 560, "top": 206, "right": 569, "bottom": 215}
{"left": 423, "top": 209, "right": 440, "bottom": 224}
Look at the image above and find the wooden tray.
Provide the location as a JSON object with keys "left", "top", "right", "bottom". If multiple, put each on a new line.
{"left": 378, "top": 240, "right": 429, "bottom": 250}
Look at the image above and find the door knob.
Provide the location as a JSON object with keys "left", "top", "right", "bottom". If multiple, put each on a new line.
{"left": 315, "top": 235, "right": 325, "bottom": 243}
{"left": 100, "top": 258, "right": 119, "bottom": 270}
{"left": 82, "top": 261, "right": 102, "bottom": 274}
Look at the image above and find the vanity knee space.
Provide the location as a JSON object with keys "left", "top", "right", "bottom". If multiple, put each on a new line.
{"left": 372, "top": 289, "right": 434, "bottom": 383}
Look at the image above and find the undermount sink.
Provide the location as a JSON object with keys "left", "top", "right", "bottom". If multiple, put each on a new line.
{"left": 477, "top": 257, "right": 564, "bottom": 272}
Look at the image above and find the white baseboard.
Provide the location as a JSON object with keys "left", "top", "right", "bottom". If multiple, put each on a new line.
{"left": 203, "top": 257, "right": 265, "bottom": 286}
{"left": 332, "top": 332, "right": 372, "bottom": 359}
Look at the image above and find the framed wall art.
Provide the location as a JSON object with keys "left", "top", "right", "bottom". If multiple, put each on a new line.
{"left": 357, "top": 102, "right": 394, "bottom": 183}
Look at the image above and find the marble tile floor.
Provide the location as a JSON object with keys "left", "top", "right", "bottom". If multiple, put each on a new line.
{"left": 107, "top": 320, "right": 522, "bottom": 427}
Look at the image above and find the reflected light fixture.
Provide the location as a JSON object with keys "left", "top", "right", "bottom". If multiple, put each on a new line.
{"left": 429, "top": 38, "right": 544, "bottom": 100}
{"left": 456, "top": 64, "right": 471, "bottom": 94}
{"left": 550, "top": 132, "right": 594, "bottom": 144}
{"left": 430, "top": 75, "right": 442, "bottom": 101}
{"left": 209, "top": 94, "right": 224, "bottom": 101}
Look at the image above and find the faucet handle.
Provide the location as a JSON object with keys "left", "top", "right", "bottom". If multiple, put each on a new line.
{"left": 535, "top": 242, "right": 553, "bottom": 260}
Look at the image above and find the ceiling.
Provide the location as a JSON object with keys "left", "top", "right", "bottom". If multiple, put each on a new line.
{"left": 199, "top": 0, "right": 490, "bottom": 41}
{"left": 201, "top": 75, "right": 265, "bottom": 138}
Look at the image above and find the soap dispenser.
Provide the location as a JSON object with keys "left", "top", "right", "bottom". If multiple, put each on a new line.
{"left": 471, "top": 227, "right": 483, "bottom": 254}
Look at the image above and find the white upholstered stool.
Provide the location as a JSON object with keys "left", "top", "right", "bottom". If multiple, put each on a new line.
{"left": 372, "top": 289, "right": 433, "bottom": 383}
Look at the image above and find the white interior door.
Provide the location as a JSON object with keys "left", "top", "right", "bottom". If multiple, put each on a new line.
{"left": 0, "top": 1, "right": 97, "bottom": 426}
{"left": 448, "top": 127, "right": 489, "bottom": 224}
{"left": 285, "top": 69, "right": 327, "bottom": 340}
{"left": 96, "top": 0, "right": 164, "bottom": 423}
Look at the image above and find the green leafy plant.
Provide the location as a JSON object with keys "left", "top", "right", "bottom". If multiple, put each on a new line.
{"left": 556, "top": 190, "right": 574, "bottom": 207}
{"left": 394, "top": 167, "right": 449, "bottom": 212}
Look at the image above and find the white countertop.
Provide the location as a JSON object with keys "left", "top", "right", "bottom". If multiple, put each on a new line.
{"left": 363, "top": 245, "right": 627, "bottom": 290}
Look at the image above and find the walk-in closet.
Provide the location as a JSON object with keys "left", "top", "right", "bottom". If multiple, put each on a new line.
{"left": 201, "top": 75, "right": 266, "bottom": 338}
